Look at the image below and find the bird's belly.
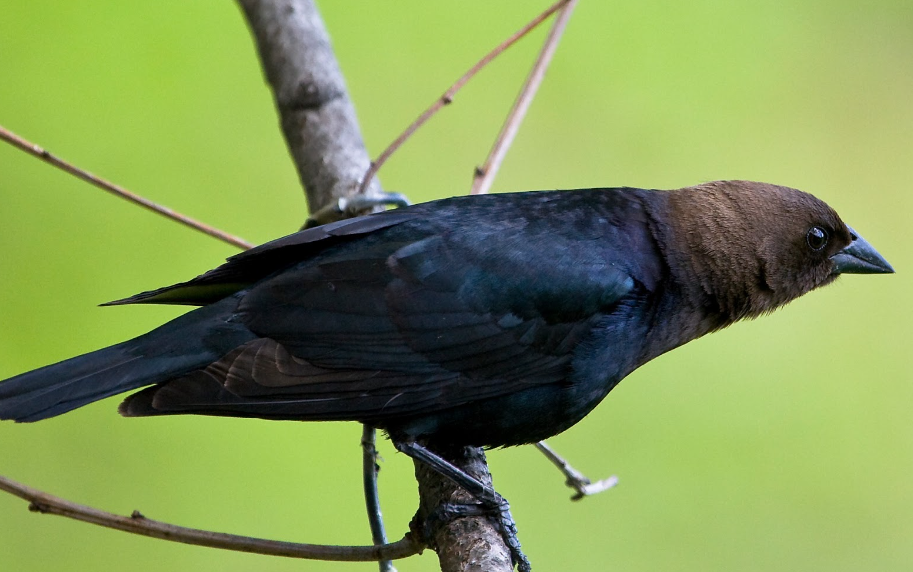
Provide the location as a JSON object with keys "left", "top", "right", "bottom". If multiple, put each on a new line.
{"left": 381, "top": 380, "right": 616, "bottom": 448}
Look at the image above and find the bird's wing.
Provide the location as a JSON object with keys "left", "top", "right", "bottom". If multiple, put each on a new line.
{"left": 121, "top": 219, "right": 638, "bottom": 422}
{"left": 104, "top": 210, "right": 420, "bottom": 306}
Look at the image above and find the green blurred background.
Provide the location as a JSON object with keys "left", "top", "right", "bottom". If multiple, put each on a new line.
{"left": 0, "top": 1, "right": 910, "bottom": 571}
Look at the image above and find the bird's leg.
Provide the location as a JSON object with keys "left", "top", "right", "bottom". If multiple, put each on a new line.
{"left": 535, "top": 440, "right": 618, "bottom": 501}
{"left": 395, "top": 440, "right": 530, "bottom": 572}
{"left": 361, "top": 426, "right": 397, "bottom": 572}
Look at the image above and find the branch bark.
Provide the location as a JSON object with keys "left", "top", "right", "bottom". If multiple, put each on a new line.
{"left": 237, "top": 1, "right": 511, "bottom": 570}
{"left": 0, "top": 474, "right": 421, "bottom": 561}
{"left": 238, "top": 0, "right": 383, "bottom": 224}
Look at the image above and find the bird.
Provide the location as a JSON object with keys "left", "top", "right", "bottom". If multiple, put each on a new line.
{"left": 0, "top": 180, "right": 893, "bottom": 571}
{"left": 0, "top": 181, "right": 894, "bottom": 445}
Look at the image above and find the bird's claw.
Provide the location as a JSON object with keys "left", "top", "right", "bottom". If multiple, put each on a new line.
{"left": 489, "top": 497, "right": 530, "bottom": 572}
{"left": 340, "top": 191, "right": 410, "bottom": 215}
{"left": 420, "top": 501, "right": 486, "bottom": 540}
{"left": 305, "top": 191, "right": 411, "bottom": 228}
{"left": 394, "top": 440, "right": 531, "bottom": 570}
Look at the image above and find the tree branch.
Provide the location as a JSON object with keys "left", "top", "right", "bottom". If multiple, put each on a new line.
{"left": 363, "top": 425, "right": 398, "bottom": 572}
{"left": 236, "top": 2, "right": 533, "bottom": 570}
{"left": 0, "top": 124, "right": 253, "bottom": 250}
{"left": 535, "top": 440, "right": 618, "bottom": 500}
{"left": 237, "top": 0, "right": 384, "bottom": 225}
{"left": 0, "top": 474, "right": 421, "bottom": 562}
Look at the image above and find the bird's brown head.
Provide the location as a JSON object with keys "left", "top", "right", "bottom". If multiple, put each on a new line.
{"left": 664, "top": 180, "right": 893, "bottom": 323}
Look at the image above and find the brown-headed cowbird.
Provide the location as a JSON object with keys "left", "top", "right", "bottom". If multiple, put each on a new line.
{"left": 0, "top": 181, "right": 892, "bottom": 443}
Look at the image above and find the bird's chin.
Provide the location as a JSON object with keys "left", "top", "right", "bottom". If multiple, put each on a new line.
{"left": 818, "top": 273, "right": 841, "bottom": 288}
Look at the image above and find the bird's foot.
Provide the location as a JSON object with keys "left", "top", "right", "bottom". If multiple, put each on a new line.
{"left": 341, "top": 191, "right": 410, "bottom": 214}
{"left": 486, "top": 495, "right": 529, "bottom": 572}
{"left": 305, "top": 191, "right": 411, "bottom": 227}
{"left": 396, "top": 440, "right": 531, "bottom": 572}
{"left": 421, "top": 500, "right": 486, "bottom": 539}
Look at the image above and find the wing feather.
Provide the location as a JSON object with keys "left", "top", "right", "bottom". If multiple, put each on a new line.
{"left": 121, "top": 192, "right": 648, "bottom": 423}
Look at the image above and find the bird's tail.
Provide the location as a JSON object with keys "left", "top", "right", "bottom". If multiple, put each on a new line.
{"left": 0, "top": 296, "right": 255, "bottom": 423}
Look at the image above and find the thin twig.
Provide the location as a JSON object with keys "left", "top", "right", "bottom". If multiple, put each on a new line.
{"left": 362, "top": 425, "right": 397, "bottom": 572}
{"left": 0, "top": 474, "right": 421, "bottom": 562}
{"left": 535, "top": 441, "right": 618, "bottom": 501}
{"left": 0, "top": 124, "right": 254, "bottom": 250}
{"left": 470, "top": 0, "right": 579, "bottom": 195}
{"left": 356, "top": 0, "right": 573, "bottom": 196}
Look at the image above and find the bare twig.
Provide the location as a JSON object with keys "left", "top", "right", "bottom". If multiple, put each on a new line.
{"left": 0, "top": 125, "right": 253, "bottom": 250}
{"left": 357, "top": 0, "right": 573, "bottom": 196}
{"left": 470, "top": 0, "right": 579, "bottom": 195}
{"left": 0, "top": 474, "right": 421, "bottom": 562}
{"left": 362, "top": 426, "right": 397, "bottom": 572}
{"left": 535, "top": 441, "right": 618, "bottom": 501}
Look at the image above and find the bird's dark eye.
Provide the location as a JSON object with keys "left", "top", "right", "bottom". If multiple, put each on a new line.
{"left": 806, "top": 226, "right": 829, "bottom": 251}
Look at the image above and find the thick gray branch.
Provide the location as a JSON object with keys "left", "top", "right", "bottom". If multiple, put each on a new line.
{"left": 238, "top": 0, "right": 382, "bottom": 220}
{"left": 236, "top": 1, "right": 508, "bottom": 570}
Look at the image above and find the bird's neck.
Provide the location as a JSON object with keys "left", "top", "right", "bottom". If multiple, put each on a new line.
{"left": 649, "top": 186, "right": 783, "bottom": 326}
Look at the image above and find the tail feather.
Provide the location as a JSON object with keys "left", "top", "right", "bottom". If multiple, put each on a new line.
{"left": 0, "top": 295, "right": 254, "bottom": 422}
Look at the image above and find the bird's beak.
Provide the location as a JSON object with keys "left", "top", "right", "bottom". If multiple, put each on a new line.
{"left": 830, "top": 226, "right": 894, "bottom": 275}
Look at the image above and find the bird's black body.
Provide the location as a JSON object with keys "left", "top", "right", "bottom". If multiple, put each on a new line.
{"left": 0, "top": 182, "right": 894, "bottom": 449}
